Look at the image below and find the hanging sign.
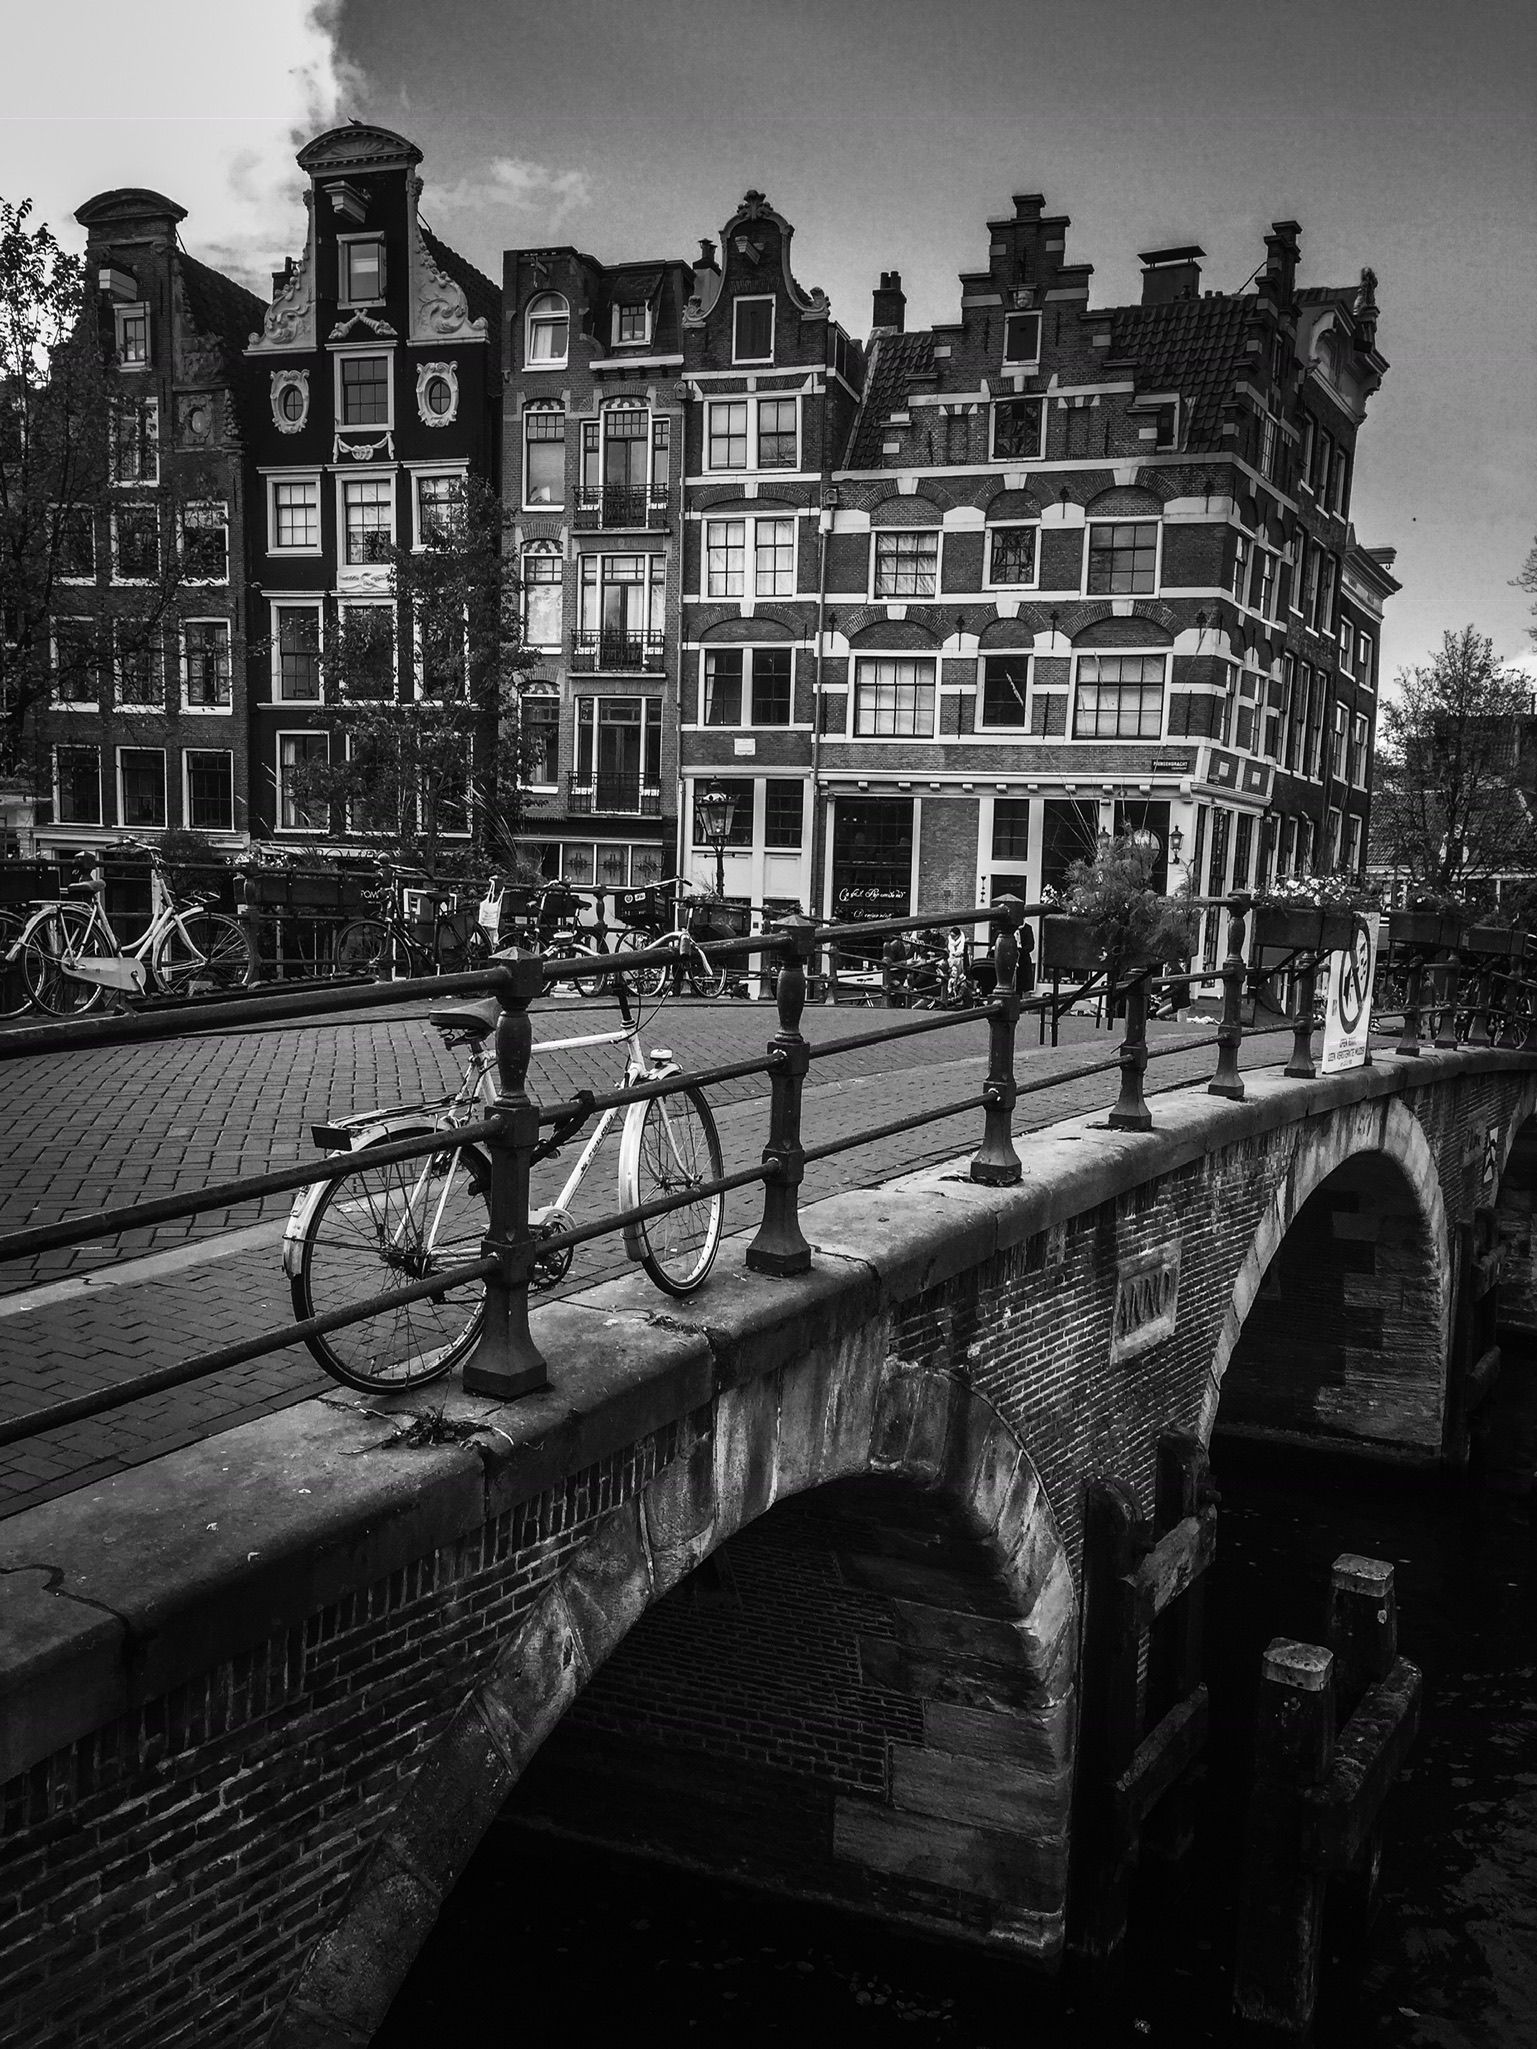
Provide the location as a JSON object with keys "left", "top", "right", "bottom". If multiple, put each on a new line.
{"left": 1320, "top": 911, "right": 1380, "bottom": 1073}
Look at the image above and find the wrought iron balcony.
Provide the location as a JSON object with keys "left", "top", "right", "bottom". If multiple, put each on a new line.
{"left": 570, "top": 629, "right": 666, "bottom": 674}
{"left": 571, "top": 484, "right": 672, "bottom": 532}
{"left": 566, "top": 775, "right": 663, "bottom": 817}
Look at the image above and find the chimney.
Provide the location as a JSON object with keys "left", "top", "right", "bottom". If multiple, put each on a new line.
{"left": 1138, "top": 246, "right": 1204, "bottom": 306}
{"left": 693, "top": 237, "right": 718, "bottom": 297}
{"left": 1263, "top": 221, "right": 1301, "bottom": 305}
{"left": 871, "top": 269, "right": 906, "bottom": 335}
{"left": 271, "top": 256, "right": 296, "bottom": 298}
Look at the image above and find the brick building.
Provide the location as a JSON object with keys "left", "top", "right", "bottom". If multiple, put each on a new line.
{"left": 243, "top": 124, "right": 499, "bottom": 849}
{"left": 33, "top": 189, "right": 263, "bottom": 861}
{"left": 502, "top": 241, "right": 694, "bottom": 893}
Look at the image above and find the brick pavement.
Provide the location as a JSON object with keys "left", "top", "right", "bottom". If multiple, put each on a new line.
{"left": 0, "top": 993, "right": 1289, "bottom": 1518}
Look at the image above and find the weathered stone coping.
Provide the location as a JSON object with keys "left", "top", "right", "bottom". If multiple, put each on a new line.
{"left": 1, "top": 1045, "right": 1527, "bottom": 1785}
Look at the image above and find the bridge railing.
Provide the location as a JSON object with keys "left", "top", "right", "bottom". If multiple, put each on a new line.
{"left": 1, "top": 897, "right": 1532, "bottom": 1448}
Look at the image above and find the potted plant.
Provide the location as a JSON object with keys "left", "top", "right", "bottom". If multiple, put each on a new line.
{"left": 1046, "top": 833, "right": 1199, "bottom": 984}
{"left": 1387, "top": 898, "right": 1466, "bottom": 953}
{"left": 1249, "top": 875, "right": 1382, "bottom": 955}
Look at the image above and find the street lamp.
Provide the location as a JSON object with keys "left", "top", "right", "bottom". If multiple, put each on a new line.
{"left": 696, "top": 780, "right": 737, "bottom": 900}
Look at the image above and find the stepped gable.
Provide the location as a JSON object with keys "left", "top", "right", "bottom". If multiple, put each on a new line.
{"left": 1104, "top": 293, "right": 1253, "bottom": 451}
{"left": 846, "top": 328, "right": 936, "bottom": 468}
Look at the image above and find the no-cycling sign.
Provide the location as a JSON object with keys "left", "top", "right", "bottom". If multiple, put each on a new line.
{"left": 1320, "top": 911, "right": 1381, "bottom": 1073}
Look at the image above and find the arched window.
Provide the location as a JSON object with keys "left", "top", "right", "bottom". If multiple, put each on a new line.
{"left": 522, "top": 541, "right": 563, "bottom": 651}
{"left": 525, "top": 292, "right": 569, "bottom": 368}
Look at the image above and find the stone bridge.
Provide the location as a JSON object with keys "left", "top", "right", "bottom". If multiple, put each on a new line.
{"left": 4, "top": 1046, "right": 1536, "bottom": 2047}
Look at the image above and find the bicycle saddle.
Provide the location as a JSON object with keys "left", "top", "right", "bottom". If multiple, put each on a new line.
{"left": 427, "top": 996, "right": 500, "bottom": 1039}
{"left": 66, "top": 877, "right": 106, "bottom": 897}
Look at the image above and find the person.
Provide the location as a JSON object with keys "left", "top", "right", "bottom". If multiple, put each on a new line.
{"left": 945, "top": 925, "right": 972, "bottom": 1006}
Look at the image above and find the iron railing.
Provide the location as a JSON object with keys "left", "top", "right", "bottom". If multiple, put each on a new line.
{"left": 2, "top": 899, "right": 1534, "bottom": 1452}
{"left": 565, "top": 776, "right": 664, "bottom": 818}
{"left": 570, "top": 484, "right": 671, "bottom": 531}
{"left": 569, "top": 629, "right": 667, "bottom": 673}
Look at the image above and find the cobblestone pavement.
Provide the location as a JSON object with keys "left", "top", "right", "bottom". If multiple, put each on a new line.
{"left": 0, "top": 992, "right": 1291, "bottom": 1518}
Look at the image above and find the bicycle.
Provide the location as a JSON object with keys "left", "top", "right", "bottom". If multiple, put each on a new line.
{"left": 10, "top": 844, "right": 249, "bottom": 1016}
{"left": 283, "top": 969, "right": 724, "bottom": 1391}
{"left": 333, "top": 869, "right": 492, "bottom": 982}
{"left": 619, "top": 878, "right": 730, "bottom": 999}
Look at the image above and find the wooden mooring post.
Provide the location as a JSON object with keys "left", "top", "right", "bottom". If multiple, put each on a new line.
{"left": 1068, "top": 1433, "right": 1218, "bottom": 1969}
{"left": 1233, "top": 1554, "right": 1422, "bottom": 2038}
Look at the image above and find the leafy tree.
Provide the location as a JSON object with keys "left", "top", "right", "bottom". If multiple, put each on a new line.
{"left": 1374, "top": 626, "right": 1537, "bottom": 911}
{"left": 1516, "top": 537, "right": 1537, "bottom": 648}
{"left": 279, "top": 477, "right": 542, "bottom": 880}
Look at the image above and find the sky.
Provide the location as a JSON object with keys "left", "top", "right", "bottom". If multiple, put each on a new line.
{"left": 2, "top": 0, "right": 1533, "bottom": 685}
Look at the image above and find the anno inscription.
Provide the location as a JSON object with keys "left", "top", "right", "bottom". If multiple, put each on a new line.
{"left": 1111, "top": 1241, "right": 1182, "bottom": 1363}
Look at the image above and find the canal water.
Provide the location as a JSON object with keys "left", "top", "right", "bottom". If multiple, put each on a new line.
{"left": 378, "top": 1347, "right": 1537, "bottom": 2048}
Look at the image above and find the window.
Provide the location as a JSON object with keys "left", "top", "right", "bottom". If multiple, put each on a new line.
{"left": 1325, "top": 807, "right": 1343, "bottom": 867}
{"left": 1330, "top": 701, "right": 1350, "bottom": 781}
{"left": 523, "top": 694, "right": 559, "bottom": 786}
{"left": 418, "top": 369, "right": 455, "bottom": 423}
{"left": 980, "top": 656, "right": 1030, "bottom": 729}
{"left": 1263, "top": 673, "right": 1286, "bottom": 759}
{"left": 1353, "top": 713, "right": 1370, "bottom": 788}
{"left": 754, "top": 518, "right": 795, "bottom": 597}
{"left": 415, "top": 472, "right": 464, "bottom": 547}
{"left": 1249, "top": 545, "right": 1275, "bottom": 619}
{"left": 1346, "top": 813, "right": 1363, "bottom": 876}
{"left": 614, "top": 302, "right": 649, "bottom": 345}
{"left": 336, "top": 603, "right": 396, "bottom": 699}
{"left": 733, "top": 297, "right": 774, "bottom": 363}
{"left": 273, "top": 373, "right": 309, "bottom": 430}
{"left": 1356, "top": 631, "right": 1374, "bottom": 690}
{"left": 270, "top": 477, "right": 320, "bottom": 552}
{"left": 339, "top": 355, "right": 390, "bottom": 427}
{"left": 1002, "top": 310, "right": 1041, "bottom": 364}
{"left": 751, "top": 647, "right": 792, "bottom": 724}
{"left": 184, "top": 750, "right": 234, "bottom": 833}
{"left": 54, "top": 745, "right": 101, "bottom": 825}
{"left": 525, "top": 293, "right": 569, "bottom": 367}
{"left": 577, "top": 405, "right": 669, "bottom": 523}
{"left": 113, "top": 503, "right": 158, "bottom": 580}
{"left": 273, "top": 604, "right": 321, "bottom": 701}
{"left": 1312, "top": 428, "right": 1333, "bottom": 498}
{"left": 114, "top": 303, "right": 149, "bottom": 367}
{"left": 765, "top": 780, "right": 804, "bottom": 850}
{"left": 182, "top": 620, "right": 231, "bottom": 710}
{"left": 1260, "top": 412, "right": 1279, "bottom": 480}
{"left": 699, "top": 647, "right": 789, "bottom": 726}
{"left": 652, "top": 418, "right": 671, "bottom": 498}
{"left": 118, "top": 748, "right": 166, "bottom": 828}
{"left": 705, "top": 519, "right": 745, "bottom": 598}
{"left": 992, "top": 799, "right": 1031, "bottom": 863}
{"left": 873, "top": 529, "right": 939, "bottom": 598}
{"left": 991, "top": 397, "right": 1044, "bottom": 461}
{"left": 52, "top": 619, "right": 97, "bottom": 705}
{"left": 1300, "top": 416, "right": 1316, "bottom": 488}
{"left": 1073, "top": 653, "right": 1166, "bottom": 739}
{"left": 343, "top": 476, "right": 394, "bottom": 566}
{"left": 707, "top": 401, "right": 747, "bottom": 471}
{"left": 691, "top": 775, "right": 754, "bottom": 847}
{"left": 987, "top": 526, "right": 1037, "bottom": 588}
{"left": 181, "top": 503, "right": 227, "bottom": 581}
{"left": 757, "top": 398, "right": 797, "bottom": 469}
{"left": 576, "top": 553, "right": 666, "bottom": 666}
{"left": 57, "top": 507, "right": 95, "bottom": 580}
{"left": 1300, "top": 544, "right": 1321, "bottom": 630}
{"left": 575, "top": 696, "right": 663, "bottom": 805}
{"left": 340, "top": 238, "right": 385, "bottom": 306}
{"left": 115, "top": 624, "right": 158, "bottom": 709}
{"left": 520, "top": 407, "right": 566, "bottom": 510}
{"left": 279, "top": 733, "right": 330, "bottom": 832}
{"left": 1316, "top": 552, "right": 1338, "bottom": 637}
{"left": 522, "top": 545, "right": 562, "bottom": 648}
{"left": 1135, "top": 401, "right": 1178, "bottom": 450}
{"left": 1230, "top": 532, "right": 1249, "bottom": 603}
{"left": 853, "top": 656, "right": 936, "bottom": 737}
{"left": 702, "top": 649, "right": 742, "bottom": 725}
{"left": 111, "top": 399, "right": 158, "bottom": 484}
{"left": 1085, "top": 522, "right": 1157, "bottom": 595}
{"left": 1233, "top": 813, "right": 1254, "bottom": 891}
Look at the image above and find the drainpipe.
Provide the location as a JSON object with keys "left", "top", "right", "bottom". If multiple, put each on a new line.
{"left": 809, "top": 494, "right": 833, "bottom": 927}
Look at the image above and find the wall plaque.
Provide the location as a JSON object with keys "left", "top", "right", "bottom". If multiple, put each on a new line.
{"left": 1111, "top": 1241, "right": 1181, "bottom": 1363}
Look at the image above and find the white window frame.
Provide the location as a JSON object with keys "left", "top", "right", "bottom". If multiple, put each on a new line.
{"left": 116, "top": 744, "right": 168, "bottom": 832}
{"left": 53, "top": 743, "right": 102, "bottom": 827}
{"left": 522, "top": 541, "right": 563, "bottom": 651}
{"left": 277, "top": 729, "right": 330, "bottom": 835}
{"left": 54, "top": 504, "right": 96, "bottom": 583}
{"left": 336, "top": 470, "right": 397, "bottom": 585}
{"left": 270, "top": 598, "right": 325, "bottom": 705}
{"left": 113, "top": 301, "right": 150, "bottom": 371}
{"left": 410, "top": 464, "right": 467, "bottom": 551}
{"left": 110, "top": 501, "right": 159, "bottom": 585}
{"left": 611, "top": 299, "right": 652, "bottom": 348}
{"left": 1071, "top": 652, "right": 1168, "bottom": 741}
{"left": 871, "top": 528, "right": 941, "bottom": 601}
{"left": 702, "top": 514, "right": 797, "bottom": 600}
{"left": 753, "top": 394, "right": 799, "bottom": 471}
{"left": 266, "top": 472, "right": 323, "bottom": 556}
{"left": 113, "top": 620, "right": 160, "bottom": 714}
{"left": 703, "top": 397, "right": 799, "bottom": 475}
{"left": 977, "top": 653, "right": 1032, "bottom": 731}
{"left": 51, "top": 618, "right": 97, "bottom": 709}
{"left": 180, "top": 500, "right": 229, "bottom": 585}
{"left": 111, "top": 397, "right": 158, "bottom": 485}
{"left": 522, "top": 402, "right": 566, "bottom": 510}
{"left": 695, "top": 645, "right": 796, "bottom": 729}
{"left": 524, "top": 292, "right": 570, "bottom": 369}
{"left": 984, "top": 523, "right": 1039, "bottom": 591}
{"left": 181, "top": 617, "right": 233, "bottom": 715}
{"left": 1002, "top": 310, "right": 1041, "bottom": 367}
{"left": 990, "top": 395, "right": 1045, "bottom": 462}
{"left": 182, "top": 747, "right": 235, "bottom": 835}
{"left": 732, "top": 295, "right": 775, "bottom": 366}
{"left": 335, "top": 597, "right": 398, "bottom": 702}
{"left": 851, "top": 656, "right": 937, "bottom": 738}
{"left": 1353, "top": 713, "right": 1370, "bottom": 789}
{"left": 333, "top": 346, "right": 394, "bottom": 433}
{"left": 1356, "top": 630, "right": 1375, "bottom": 690}
{"left": 522, "top": 688, "right": 561, "bottom": 791}
{"left": 337, "top": 233, "right": 386, "bottom": 309}
{"left": 1082, "top": 519, "right": 1161, "bottom": 598}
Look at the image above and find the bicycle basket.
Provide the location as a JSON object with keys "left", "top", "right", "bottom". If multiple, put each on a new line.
{"left": 614, "top": 886, "right": 663, "bottom": 930}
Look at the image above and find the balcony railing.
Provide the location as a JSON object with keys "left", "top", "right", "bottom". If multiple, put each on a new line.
{"left": 566, "top": 775, "right": 663, "bottom": 817}
{"left": 571, "top": 629, "right": 666, "bottom": 674}
{"left": 571, "top": 484, "right": 671, "bottom": 531}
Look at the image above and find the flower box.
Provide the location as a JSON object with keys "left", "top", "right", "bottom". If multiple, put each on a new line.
{"left": 1461, "top": 925, "right": 1524, "bottom": 959}
{"left": 1251, "top": 905, "right": 1354, "bottom": 955}
{"left": 1041, "top": 914, "right": 1105, "bottom": 977}
{"left": 1388, "top": 909, "right": 1461, "bottom": 952}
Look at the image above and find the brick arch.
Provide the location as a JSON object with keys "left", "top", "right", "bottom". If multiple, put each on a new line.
{"left": 1072, "top": 614, "right": 1174, "bottom": 649}
{"left": 868, "top": 493, "right": 947, "bottom": 527}
{"left": 275, "top": 1361, "right": 1075, "bottom": 2045}
{"left": 1199, "top": 1096, "right": 1452, "bottom": 1456}
{"left": 1084, "top": 484, "right": 1163, "bottom": 517}
{"left": 847, "top": 618, "right": 944, "bottom": 651}
{"left": 698, "top": 615, "right": 795, "bottom": 643}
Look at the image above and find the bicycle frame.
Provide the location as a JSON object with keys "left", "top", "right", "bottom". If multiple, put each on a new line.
{"left": 11, "top": 865, "right": 210, "bottom": 995}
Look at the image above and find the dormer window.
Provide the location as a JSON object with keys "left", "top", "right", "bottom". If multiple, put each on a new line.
{"left": 340, "top": 237, "right": 385, "bottom": 307}
{"left": 732, "top": 296, "right": 774, "bottom": 365}
{"left": 114, "top": 303, "right": 150, "bottom": 368}
{"left": 614, "top": 302, "right": 650, "bottom": 346}
{"left": 1002, "top": 311, "right": 1040, "bottom": 366}
{"left": 526, "top": 293, "right": 569, "bottom": 367}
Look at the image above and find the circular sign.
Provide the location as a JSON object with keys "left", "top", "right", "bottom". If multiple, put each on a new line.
{"left": 1337, "top": 913, "right": 1373, "bottom": 1034}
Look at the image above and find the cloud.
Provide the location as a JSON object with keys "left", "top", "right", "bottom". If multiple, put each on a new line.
{"left": 429, "top": 157, "right": 593, "bottom": 231}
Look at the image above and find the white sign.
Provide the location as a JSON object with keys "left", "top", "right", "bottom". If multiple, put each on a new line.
{"left": 733, "top": 736, "right": 757, "bottom": 756}
{"left": 1320, "top": 911, "right": 1381, "bottom": 1073}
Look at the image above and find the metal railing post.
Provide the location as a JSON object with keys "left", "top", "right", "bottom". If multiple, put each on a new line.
{"left": 1469, "top": 962, "right": 1495, "bottom": 1048}
{"left": 1395, "top": 953, "right": 1424, "bottom": 1057}
{"left": 1285, "top": 952, "right": 1319, "bottom": 1079}
{"left": 1107, "top": 971, "right": 1153, "bottom": 1133}
{"left": 747, "top": 914, "right": 815, "bottom": 1276}
{"left": 972, "top": 899, "right": 1024, "bottom": 1183}
{"left": 235, "top": 866, "right": 263, "bottom": 986}
{"left": 461, "top": 953, "right": 551, "bottom": 1400}
{"left": 1433, "top": 948, "right": 1461, "bottom": 1049}
{"left": 1208, "top": 899, "right": 1248, "bottom": 1100}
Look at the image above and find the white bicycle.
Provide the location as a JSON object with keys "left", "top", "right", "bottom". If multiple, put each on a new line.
{"left": 283, "top": 973, "right": 725, "bottom": 1393}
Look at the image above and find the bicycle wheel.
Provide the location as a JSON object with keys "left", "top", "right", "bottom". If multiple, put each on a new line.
{"left": 292, "top": 1128, "right": 490, "bottom": 1392}
{"left": 553, "top": 943, "right": 609, "bottom": 998}
{"left": 434, "top": 914, "right": 489, "bottom": 977}
{"left": 335, "top": 917, "right": 392, "bottom": 980}
{"left": 153, "top": 913, "right": 250, "bottom": 994}
{"left": 21, "top": 904, "right": 104, "bottom": 1017}
{"left": 621, "top": 1083, "right": 723, "bottom": 1295}
{"left": 685, "top": 949, "right": 726, "bottom": 999}
{"left": 0, "top": 911, "right": 31, "bottom": 1018}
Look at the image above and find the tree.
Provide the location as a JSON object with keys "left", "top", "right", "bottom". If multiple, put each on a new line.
{"left": 1373, "top": 626, "right": 1537, "bottom": 910}
{"left": 1516, "top": 537, "right": 1537, "bottom": 648}
{"left": 0, "top": 198, "right": 199, "bottom": 777}
{"left": 279, "top": 477, "right": 541, "bottom": 879}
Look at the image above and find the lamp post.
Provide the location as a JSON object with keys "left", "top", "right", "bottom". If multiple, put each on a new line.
{"left": 696, "top": 780, "right": 737, "bottom": 901}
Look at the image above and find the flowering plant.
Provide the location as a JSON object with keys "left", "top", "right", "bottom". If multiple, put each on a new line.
{"left": 1061, "top": 833, "right": 1199, "bottom": 967}
{"left": 1245, "top": 874, "right": 1385, "bottom": 913}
